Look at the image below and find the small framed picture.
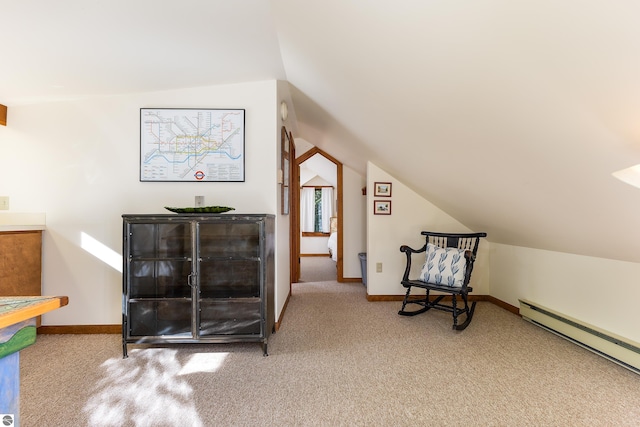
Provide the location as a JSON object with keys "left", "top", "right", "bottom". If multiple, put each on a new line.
{"left": 374, "top": 200, "right": 392, "bottom": 215}
{"left": 374, "top": 182, "right": 392, "bottom": 197}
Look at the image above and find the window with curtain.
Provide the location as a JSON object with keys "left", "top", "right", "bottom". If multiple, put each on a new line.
{"left": 301, "top": 186, "right": 334, "bottom": 234}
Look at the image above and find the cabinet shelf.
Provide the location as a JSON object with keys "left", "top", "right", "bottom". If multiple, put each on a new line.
{"left": 199, "top": 296, "right": 261, "bottom": 303}
{"left": 129, "top": 297, "right": 192, "bottom": 302}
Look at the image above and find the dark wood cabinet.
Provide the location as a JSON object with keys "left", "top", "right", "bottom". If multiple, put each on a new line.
{"left": 122, "top": 214, "right": 274, "bottom": 357}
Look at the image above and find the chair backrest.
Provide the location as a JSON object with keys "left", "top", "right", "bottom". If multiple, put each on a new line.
{"left": 421, "top": 231, "right": 487, "bottom": 258}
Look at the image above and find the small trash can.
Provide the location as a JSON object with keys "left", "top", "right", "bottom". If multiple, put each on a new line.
{"left": 358, "top": 253, "right": 367, "bottom": 287}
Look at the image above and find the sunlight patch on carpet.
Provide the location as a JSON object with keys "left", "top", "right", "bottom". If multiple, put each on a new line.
{"left": 178, "top": 352, "right": 228, "bottom": 375}
{"left": 83, "top": 349, "right": 204, "bottom": 426}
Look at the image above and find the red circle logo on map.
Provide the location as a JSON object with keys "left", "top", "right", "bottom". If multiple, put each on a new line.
{"left": 194, "top": 171, "right": 205, "bottom": 180}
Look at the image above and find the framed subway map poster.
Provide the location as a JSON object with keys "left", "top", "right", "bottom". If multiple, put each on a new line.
{"left": 140, "top": 108, "right": 245, "bottom": 182}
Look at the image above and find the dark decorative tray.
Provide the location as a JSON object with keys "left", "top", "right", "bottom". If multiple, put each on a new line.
{"left": 164, "top": 206, "right": 235, "bottom": 214}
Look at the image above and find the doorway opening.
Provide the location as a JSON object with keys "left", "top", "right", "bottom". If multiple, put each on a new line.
{"left": 291, "top": 146, "right": 343, "bottom": 285}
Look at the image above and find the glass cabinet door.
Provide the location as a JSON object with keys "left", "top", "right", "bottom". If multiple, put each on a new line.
{"left": 198, "top": 221, "right": 262, "bottom": 336}
{"left": 126, "top": 222, "right": 194, "bottom": 337}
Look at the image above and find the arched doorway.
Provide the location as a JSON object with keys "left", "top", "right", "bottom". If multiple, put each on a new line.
{"left": 290, "top": 146, "right": 343, "bottom": 284}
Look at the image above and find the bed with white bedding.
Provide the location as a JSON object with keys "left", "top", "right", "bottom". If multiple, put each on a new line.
{"left": 328, "top": 231, "right": 337, "bottom": 261}
{"left": 327, "top": 216, "right": 338, "bottom": 261}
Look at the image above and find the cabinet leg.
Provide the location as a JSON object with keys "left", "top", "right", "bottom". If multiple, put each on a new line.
{"left": 123, "top": 342, "right": 128, "bottom": 359}
{"left": 262, "top": 342, "right": 268, "bottom": 357}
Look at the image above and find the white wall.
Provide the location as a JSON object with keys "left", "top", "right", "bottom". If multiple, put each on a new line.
{"left": 490, "top": 243, "right": 640, "bottom": 343}
{"left": 366, "top": 162, "right": 489, "bottom": 295}
{"left": 300, "top": 236, "right": 330, "bottom": 255}
{"left": 276, "top": 80, "right": 296, "bottom": 319}
{"left": 0, "top": 80, "right": 288, "bottom": 325}
{"left": 342, "top": 165, "right": 366, "bottom": 278}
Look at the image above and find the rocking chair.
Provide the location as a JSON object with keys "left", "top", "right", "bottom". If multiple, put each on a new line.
{"left": 398, "top": 231, "right": 486, "bottom": 330}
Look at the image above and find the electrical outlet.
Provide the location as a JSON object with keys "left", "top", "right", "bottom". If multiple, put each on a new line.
{"left": 376, "top": 262, "right": 382, "bottom": 273}
{"left": 0, "top": 196, "right": 9, "bottom": 210}
{"left": 195, "top": 196, "right": 204, "bottom": 207}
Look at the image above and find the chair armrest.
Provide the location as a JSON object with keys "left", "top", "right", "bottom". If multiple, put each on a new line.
{"left": 399, "top": 244, "right": 426, "bottom": 282}
{"left": 462, "top": 250, "right": 475, "bottom": 288}
{"left": 400, "top": 244, "right": 426, "bottom": 255}
{"left": 464, "top": 250, "right": 474, "bottom": 261}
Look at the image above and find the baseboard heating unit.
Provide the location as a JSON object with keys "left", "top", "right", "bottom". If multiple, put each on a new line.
{"left": 519, "top": 299, "right": 640, "bottom": 375}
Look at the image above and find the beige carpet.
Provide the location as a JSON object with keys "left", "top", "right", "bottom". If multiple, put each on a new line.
{"left": 298, "top": 256, "right": 337, "bottom": 282}
{"left": 20, "top": 281, "right": 640, "bottom": 426}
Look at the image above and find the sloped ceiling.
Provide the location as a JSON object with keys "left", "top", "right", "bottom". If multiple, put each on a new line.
{"left": 2, "top": 1, "right": 640, "bottom": 262}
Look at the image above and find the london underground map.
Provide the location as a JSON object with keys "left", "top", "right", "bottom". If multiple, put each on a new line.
{"left": 140, "top": 108, "right": 245, "bottom": 182}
